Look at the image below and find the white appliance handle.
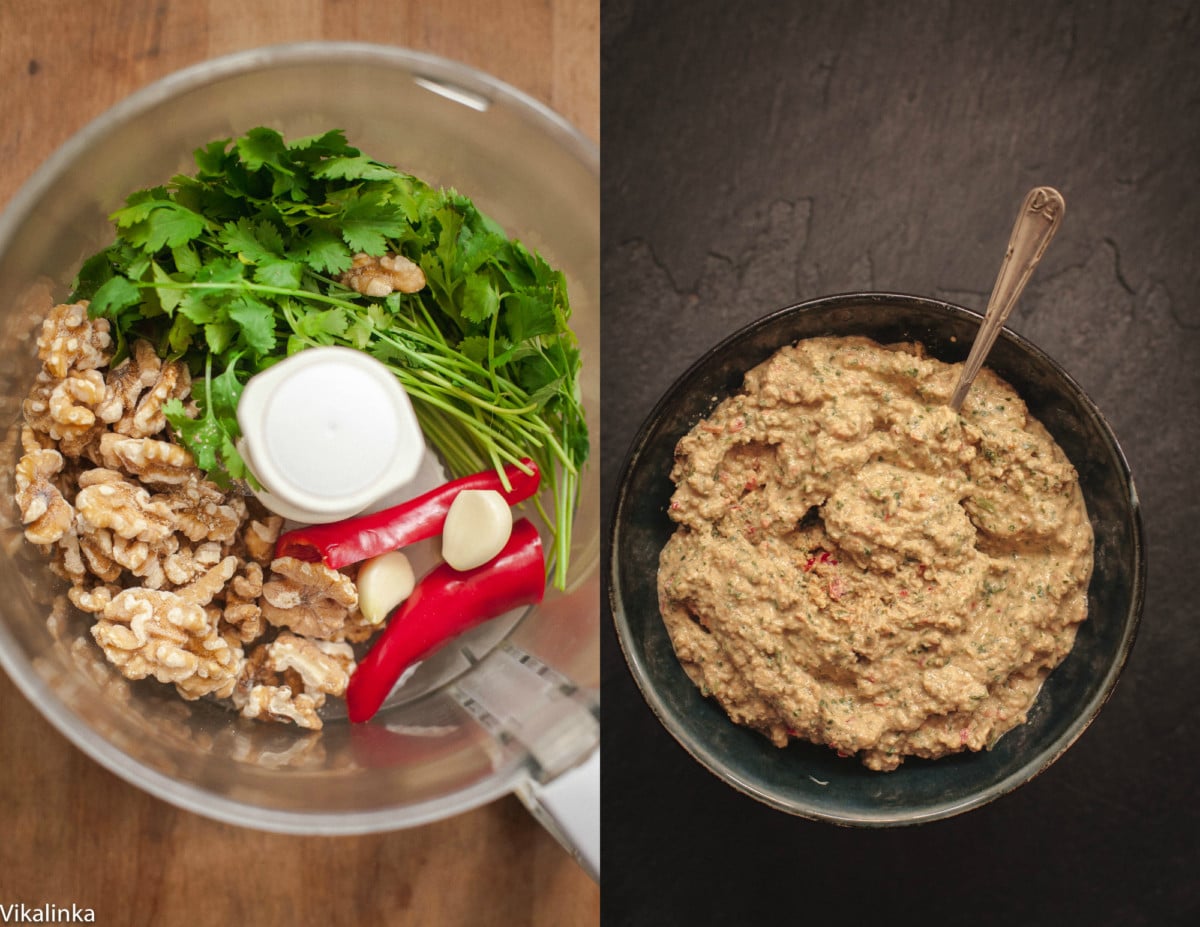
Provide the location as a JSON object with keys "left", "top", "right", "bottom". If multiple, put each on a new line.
{"left": 451, "top": 643, "right": 599, "bottom": 881}
{"left": 518, "top": 746, "right": 600, "bottom": 881}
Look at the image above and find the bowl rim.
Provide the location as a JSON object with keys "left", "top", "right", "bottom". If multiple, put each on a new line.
{"left": 608, "top": 291, "right": 1146, "bottom": 826}
{"left": 0, "top": 41, "right": 598, "bottom": 834}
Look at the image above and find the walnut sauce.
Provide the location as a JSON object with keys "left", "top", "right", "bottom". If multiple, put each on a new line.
{"left": 657, "top": 336, "right": 1093, "bottom": 771}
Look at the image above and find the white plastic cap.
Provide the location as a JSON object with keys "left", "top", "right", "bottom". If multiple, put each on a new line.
{"left": 236, "top": 346, "right": 426, "bottom": 523}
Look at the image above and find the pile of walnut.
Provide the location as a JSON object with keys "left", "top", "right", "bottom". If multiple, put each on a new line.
{"left": 13, "top": 301, "right": 377, "bottom": 730}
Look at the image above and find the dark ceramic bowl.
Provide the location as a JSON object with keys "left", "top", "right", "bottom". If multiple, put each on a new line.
{"left": 608, "top": 293, "right": 1145, "bottom": 825}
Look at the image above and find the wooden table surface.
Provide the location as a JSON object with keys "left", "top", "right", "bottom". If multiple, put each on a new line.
{"left": 0, "top": 2, "right": 598, "bottom": 924}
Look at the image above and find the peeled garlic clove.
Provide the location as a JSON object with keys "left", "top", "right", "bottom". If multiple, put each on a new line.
{"left": 356, "top": 550, "right": 415, "bottom": 624}
{"left": 442, "top": 489, "right": 513, "bottom": 572}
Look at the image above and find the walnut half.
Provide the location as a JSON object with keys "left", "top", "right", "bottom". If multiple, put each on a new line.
{"left": 261, "top": 557, "right": 358, "bottom": 640}
{"left": 36, "top": 302, "right": 112, "bottom": 379}
{"left": 96, "top": 339, "right": 190, "bottom": 438}
{"left": 230, "top": 633, "right": 355, "bottom": 730}
{"left": 91, "top": 587, "right": 243, "bottom": 700}
{"left": 222, "top": 560, "right": 266, "bottom": 644}
{"left": 339, "top": 252, "right": 426, "bottom": 297}
{"left": 238, "top": 684, "right": 325, "bottom": 730}
{"left": 98, "top": 433, "right": 196, "bottom": 487}
{"left": 75, "top": 474, "right": 174, "bottom": 544}
{"left": 267, "top": 633, "right": 354, "bottom": 698}
{"left": 14, "top": 449, "right": 73, "bottom": 544}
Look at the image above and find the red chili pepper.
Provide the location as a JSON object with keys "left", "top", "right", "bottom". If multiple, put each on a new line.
{"left": 275, "top": 459, "right": 540, "bottom": 569}
{"left": 345, "top": 518, "right": 546, "bottom": 723}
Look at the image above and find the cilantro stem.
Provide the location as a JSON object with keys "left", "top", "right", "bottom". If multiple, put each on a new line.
{"left": 280, "top": 300, "right": 544, "bottom": 418}
{"left": 367, "top": 332, "right": 542, "bottom": 416}
{"left": 154, "top": 278, "right": 544, "bottom": 410}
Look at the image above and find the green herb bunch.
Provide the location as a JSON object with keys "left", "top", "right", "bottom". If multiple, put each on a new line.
{"left": 73, "top": 128, "right": 587, "bottom": 588}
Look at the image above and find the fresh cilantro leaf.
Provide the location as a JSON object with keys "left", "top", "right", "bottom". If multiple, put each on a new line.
{"left": 454, "top": 203, "right": 508, "bottom": 274}
{"left": 563, "top": 417, "right": 589, "bottom": 461}
{"left": 151, "top": 262, "right": 183, "bottom": 315}
{"left": 236, "top": 127, "right": 289, "bottom": 172}
{"left": 294, "top": 227, "right": 353, "bottom": 274}
{"left": 124, "top": 251, "right": 152, "bottom": 281}
{"left": 515, "top": 353, "right": 567, "bottom": 397}
{"left": 171, "top": 174, "right": 245, "bottom": 223}
{"left": 227, "top": 295, "right": 276, "bottom": 355}
{"left": 90, "top": 275, "right": 142, "bottom": 317}
{"left": 165, "top": 358, "right": 248, "bottom": 486}
{"left": 122, "top": 202, "right": 207, "bottom": 252}
{"left": 383, "top": 179, "right": 425, "bottom": 226}
{"left": 166, "top": 314, "right": 199, "bottom": 356}
{"left": 171, "top": 242, "right": 201, "bottom": 276}
{"left": 107, "top": 240, "right": 143, "bottom": 275}
{"left": 503, "top": 287, "right": 558, "bottom": 343}
{"left": 236, "top": 127, "right": 307, "bottom": 201}
{"left": 500, "top": 240, "right": 565, "bottom": 295}
{"left": 313, "top": 155, "right": 396, "bottom": 182}
{"left": 219, "top": 217, "right": 283, "bottom": 263}
{"left": 366, "top": 302, "right": 392, "bottom": 330}
{"left": 287, "top": 129, "right": 355, "bottom": 155}
{"left": 71, "top": 249, "right": 115, "bottom": 302}
{"left": 253, "top": 258, "right": 304, "bottom": 289}
{"left": 193, "top": 138, "right": 231, "bottom": 176}
{"left": 457, "top": 334, "right": 492, "bottom": 365}
{"left": 433, "top": 205, "right": 465, "bottom": 272}
{"left": 210, "top": 356, "right": 246, "bottom": 418}
{"left": 341, "top": 192, "right": 409, "bottom": 254}
{"left": 177, "top": 289, "right": 221, "bottom": 325}
{"left": 527, "top": 376, "right": 567, "bottom": 410}
{"left": 345, "top": 319, "right": 373, "bottom": 350}
{"left": 461, "top": 274, "right": 499, "bottom": 325}
{"left": 110, "top": 187, "right": 172, "bottom": 227}
{"left": 204, "top": 319, "right": 239, "bottom": 354}
{"left": 255, "top": 221, "right": 287, "bottom": 258}
{"left": 367, "top": 339, "right": 405, "bottom": 367}
{"left": 219, "top": 431, "right": 250, "bottom": 481}
{"left": 296, "top": 308, "right": 349, "bottom": 341}
{"left": 195, "top": 257, "right": 246, "bottom": 284}
{"left": 165, "top": 397, "right": 223, "bottom": 473}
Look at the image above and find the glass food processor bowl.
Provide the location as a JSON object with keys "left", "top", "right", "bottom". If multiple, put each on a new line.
{"left": 0, "top": 44, "right": 600, "bottom": 869}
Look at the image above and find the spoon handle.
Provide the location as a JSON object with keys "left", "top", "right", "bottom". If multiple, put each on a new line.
{"left": 949, "top": 186, "right": 1066, "bottom": 412}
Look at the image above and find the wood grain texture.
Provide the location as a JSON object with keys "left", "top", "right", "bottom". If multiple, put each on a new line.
{"left": 0, "top": 1, "right": 598, "bottom": 924}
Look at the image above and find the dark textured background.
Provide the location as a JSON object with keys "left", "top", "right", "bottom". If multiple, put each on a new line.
{"left": 600, "top": 1, "right": 1198, "bottom": 923}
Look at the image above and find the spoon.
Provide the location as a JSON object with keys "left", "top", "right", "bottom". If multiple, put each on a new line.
{"left": 948, "top": 186, "right": 1065, "bottom": 411}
